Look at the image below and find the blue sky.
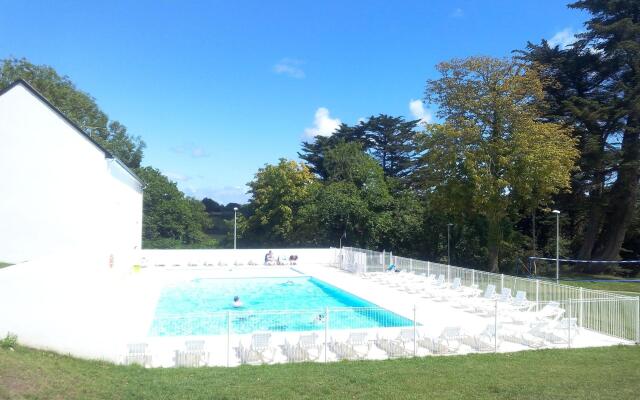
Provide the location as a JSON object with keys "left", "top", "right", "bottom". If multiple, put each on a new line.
{"left": 0, "top": 1, "right": 588, "bottom": 204}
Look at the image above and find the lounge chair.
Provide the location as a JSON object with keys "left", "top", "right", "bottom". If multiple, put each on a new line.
{"left": 174, "top": 340, "right": 209, "bottom": 367}
{"left": 417, "top": 326, "right": 462, "bottom": 354}
{"left": 500, "top": 325, "right": 546, "bottom": 349}
{"left": 509, "top": 301, "right": 565, "bottom": 325}
{"left": 461, "top": 284, "right": 496, "bottom": 312}
{"left": 124, "top": 343, "right": 152, "bottom": 367}
{"left": 462, "top": 324, "right": 499, "bottom": 352}
{"left": 236, "top": 332, "right": 277, "bottom": 365}
{"left": 282, "top": 333, "right": 322, "bottom": 362}
{"left": 530, "top": 317, "right": 579, "bottom": 344}
{"left": 329, "top": 332, "right": 371, "bottom": 360}
{"left": 374, "top": 335, "right": 412, "bottom": 358}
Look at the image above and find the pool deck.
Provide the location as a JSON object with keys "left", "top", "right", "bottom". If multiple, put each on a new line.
{"left": 122, "top": 264, "right": 629, "bottom": 367}
{"left": 0, "top": 259, "right": 631, "bottom": 367}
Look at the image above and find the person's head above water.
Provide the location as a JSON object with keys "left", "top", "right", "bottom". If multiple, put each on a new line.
{"left": 234, "top": 296, "right": 240, "bottom": 302}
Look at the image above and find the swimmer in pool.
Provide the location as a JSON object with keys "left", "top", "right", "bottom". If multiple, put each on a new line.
{"left": 232, "top": 296, "right": 243, "bottom": 308}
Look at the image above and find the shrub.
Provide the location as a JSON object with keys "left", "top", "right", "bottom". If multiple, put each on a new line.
{"left": 0, "top": 332, "right": 18, "bottom": 350}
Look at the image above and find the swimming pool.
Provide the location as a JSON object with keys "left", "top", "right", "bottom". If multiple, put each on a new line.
{"left": 149, "top": 276, "right": 413, "bottom": 335}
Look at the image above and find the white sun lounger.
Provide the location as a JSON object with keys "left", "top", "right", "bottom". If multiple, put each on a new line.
{"left": 417, "top": 326, "right": 463, "bottom": 354}
{"left": 236, "top": 332, "right": 277, "bottom": 365}
{"left": 174, "top": 340, "right": 209, "bottom": 367}
{"left": 329, "top": 332, "right": 371, "bottom": 360}
{"left": 462, "top": 324, "right": 499, "bottom": 352}
{"left": 282, "top": 333, "right": 322, "bottom": 362}
{"left": 125, "top": 343, "right": 152, "bottom": 367}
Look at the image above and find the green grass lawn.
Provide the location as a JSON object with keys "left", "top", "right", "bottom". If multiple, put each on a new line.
{"left": 1, "top": 345, "right": 639, "bottom": 399}
{"left": 0, "top": 262, "right": 12, "bottom": 269}
{"left": 559, "top": 277, "right": 640, "bottom": 297}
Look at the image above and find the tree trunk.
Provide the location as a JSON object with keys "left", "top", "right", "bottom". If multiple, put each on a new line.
{"left": 578, "top": 126, "right": 607, "bottom": 263}
{"left": 487, "top": 215, "right": 502, "bottom": 273}
{"left": 594, "top": 116, "right": 640, "bottom": 261}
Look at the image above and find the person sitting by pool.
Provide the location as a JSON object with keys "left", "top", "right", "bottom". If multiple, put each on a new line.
{"left": 289, "top": 254, "right": 298, "bottom": 265}
{"left": 387, "top": 263, "right": 398, "bottom": 272}
{"left": 264, "top": 250, "right": 275, "bottom": 266}
{"left": 232, "top": 296, "right": 243, "bottom": 308}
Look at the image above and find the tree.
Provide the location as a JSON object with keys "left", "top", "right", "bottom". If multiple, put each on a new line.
{"left": 521, "top": 0, "right": 640, "bottom": 265}
{"left": 569, "top": 0, "right": 640, "bottom": 261}
{"left": 417, "top": 57, "right": 578, "bottom": 272}
{"left": 0, "top": 57, "right": 145, "bottom": 168}
{"left": 136, "top": 167, "right": 211, "bottom": 246}
{"left": 299, "top": 115, "right": 420, "bottom": 180}
{"left": 244, "top": 159, "right": 316, "bottom": 246}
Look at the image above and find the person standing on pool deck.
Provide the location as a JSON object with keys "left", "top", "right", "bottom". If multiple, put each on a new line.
{"left": 232, "top": 296, "right": 243, "bottom": 308}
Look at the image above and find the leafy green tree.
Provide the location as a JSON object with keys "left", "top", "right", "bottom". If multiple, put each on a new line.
{"left": 244, "top": 159, "right": 316, "bottom": 246}
{"left": 0, "top": 57, "right": 145, "bottom": 168}
{"left": 417, "top": 57, "right": 578, "bottom": 272}
{"left": 136, "top": 167, "right": 211, "bottom": 246}
{"left": 299, "top": 115, "right": 419, "bottom": 180}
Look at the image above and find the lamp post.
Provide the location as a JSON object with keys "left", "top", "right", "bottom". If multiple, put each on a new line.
{"left": 552, "top": 209, "right": 560, "bottom": 283}
{"left": 447, "top": 223, "right": 453, "bottom": 266}
{"left": 233, "top": 207, "right": 238, "bottom": 250}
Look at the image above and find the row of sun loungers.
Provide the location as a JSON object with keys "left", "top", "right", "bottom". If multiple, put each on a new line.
{"left": 126, "top": 309, "right": 580, "bottom": 367}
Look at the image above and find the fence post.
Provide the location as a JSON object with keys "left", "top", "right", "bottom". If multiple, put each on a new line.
{"left": 472, "top": 269, "right": 475, "bottom": 287}
{"left": 636, "top": 297, "right": 640, "bottom": 345}
{"left": 226, "top": 311, "right": 231, "bottom": 367}
{"left": 413, "top": 304, "right": 417, "bottom": 356}
{"left": 382, "top": 250, "right": 385, "bottom": 267}
{"left": 579, "top": 287, "right": 584, "bottom": 327}
{"left": 500, "top": 274, "right": 504, "bottom": 292}
{"left": 568, "top": 298, "right": 572, "bottom": 349}
{"left": 410, "top": 259, "right": 413, "bottom": 273}
{"left": 535, "top": 279, "right": 540, "bottom": 311}
{"left": 447, "top": 265, "right": 451, "bottom": 283}
{"left": 427, "top": 261, "right": 430, "bottom": 276}
{"left": 494, "top": 300, "right": 498, "bottom": 353}
{"left": 324, "top": 307, "right": 329, "bottom": 363}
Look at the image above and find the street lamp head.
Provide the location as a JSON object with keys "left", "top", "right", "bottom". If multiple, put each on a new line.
{"left": 552, "top": 209, "right": 560, "bottom": 214}
{"left": 234, "top": 207, "right": 238, "bottom": 211}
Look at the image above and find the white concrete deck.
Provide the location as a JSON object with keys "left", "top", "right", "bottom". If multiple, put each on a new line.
{"left": 0, "top": 255, "right": 632, "bottom": 368}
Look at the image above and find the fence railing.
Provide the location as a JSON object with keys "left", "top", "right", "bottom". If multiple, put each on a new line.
{"left": 127, "top": 295, "right": 637, "bottom": 368}
{"left": 338, "top": 247, "right": 640, "bottom": 343}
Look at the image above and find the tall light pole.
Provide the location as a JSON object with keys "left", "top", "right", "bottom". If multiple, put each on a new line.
{"left": 552, "top": 209, "right": 560, "bottom": 283}
{"left": 233, "top": 207, "right": 238, "bottom": 250}
{"left": 447, "top": 223, "right": 453, "bottom": 266}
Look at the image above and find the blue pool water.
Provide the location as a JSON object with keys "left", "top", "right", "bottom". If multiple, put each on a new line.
{"left": 149, "top": 276, "right": 413, "bottom": 336}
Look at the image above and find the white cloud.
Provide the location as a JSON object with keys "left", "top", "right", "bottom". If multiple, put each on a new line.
{"left": 548, "top": 28, "right": 579, "bottom": 49}
{"left": 450, "top": 8, "right": 463, "bottom": 18}
{"left": 304, "top": 107, "right": 341, "bottom": 138}
{"left": 273, "top": 58, "right": 306, "bottom": 79}
{"left": 409, "top": 99, "right": 432, "bottom": 124}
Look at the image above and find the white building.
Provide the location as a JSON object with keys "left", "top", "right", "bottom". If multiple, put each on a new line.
{"left": 0, "top": 79, "right": 143, "bottom": 263}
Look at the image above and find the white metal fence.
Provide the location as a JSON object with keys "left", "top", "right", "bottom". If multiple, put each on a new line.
{"left": 338, "top": 247, "right": 640, "bottom": 344}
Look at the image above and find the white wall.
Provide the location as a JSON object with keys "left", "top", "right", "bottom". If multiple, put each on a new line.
{"left": 139, "top": 248, "right": 338, "bottom": 267}
{"left": 0, "top": 83, "right": 143, "bottom": 263}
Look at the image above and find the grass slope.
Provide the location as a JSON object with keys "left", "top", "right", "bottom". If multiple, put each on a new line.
{"left": 1, "top": 345, "right": 639, "bottom": 399}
